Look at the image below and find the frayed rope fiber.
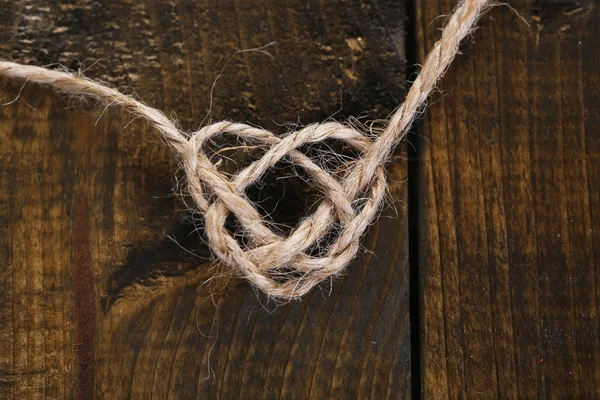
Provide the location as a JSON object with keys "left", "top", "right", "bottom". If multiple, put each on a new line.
{"left": 0, "top": 0, "right": 491, "bottom": 299}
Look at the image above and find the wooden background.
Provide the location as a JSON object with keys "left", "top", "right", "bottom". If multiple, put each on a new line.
{"left": 0, "top": 0, "right": 410, "bottom": 399}
{"left": 0, "top": 0, "right": 598, "bottom": 399}
{"left": 417, "top": 1, "right": 600, "bottom": 398}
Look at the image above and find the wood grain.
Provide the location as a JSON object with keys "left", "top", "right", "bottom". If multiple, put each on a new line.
{"left": 416, "top": 0, "right": 600, "bottom": 398}
{"left": 0, "top": 0, "right": 409, "bottom": 398}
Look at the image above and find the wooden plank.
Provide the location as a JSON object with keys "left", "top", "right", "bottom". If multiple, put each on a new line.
{"left": 0, "top": 0, "right": 410, "bottom": 398}
{"left": 416, "top": 0, "right": 600, "bottom": 398}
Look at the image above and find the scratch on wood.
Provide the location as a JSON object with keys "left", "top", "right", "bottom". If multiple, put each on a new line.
{"left": 71, "top": 195, "right": 96, "bottom": 400}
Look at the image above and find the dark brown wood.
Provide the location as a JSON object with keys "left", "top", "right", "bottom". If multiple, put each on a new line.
{"left": 0, "top": 0, "right": 409, "bottom": 398}
{"left": 416, "top": 0, "right": 600, "bottom": 398}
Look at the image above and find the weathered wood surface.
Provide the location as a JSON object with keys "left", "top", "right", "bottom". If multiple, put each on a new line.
{"left": 0, "top": 0, "right": 410, "bottom": 399}
{"left": 416, "top": 0, "right": 600, "bottom": 398}
{"left": 3, "top": 0, "right": 600, "bottom": 398}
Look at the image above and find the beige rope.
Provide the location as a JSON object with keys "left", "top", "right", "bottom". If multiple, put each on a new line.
{"left": 0, "top": 0, "right": 491, "bottom": 299}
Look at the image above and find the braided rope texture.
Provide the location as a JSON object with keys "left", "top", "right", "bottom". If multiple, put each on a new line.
{"left": 0, "top": 0, "right": 490, "bottom": 299}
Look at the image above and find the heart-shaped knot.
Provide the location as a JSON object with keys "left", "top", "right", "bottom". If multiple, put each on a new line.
{"left": 182, "top": 121, "right": 387, "bottom": 298}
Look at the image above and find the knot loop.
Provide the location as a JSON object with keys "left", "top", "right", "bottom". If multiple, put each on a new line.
{"left": 182, "top": 121, "right": 386, "bottom": 298}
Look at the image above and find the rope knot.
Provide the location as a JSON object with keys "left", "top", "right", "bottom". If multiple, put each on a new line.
{"left": 0, "top": 0, "right": 491, "bottom": 299}
{"left": 182, "top": 121, "right": 387, "bottom": 298}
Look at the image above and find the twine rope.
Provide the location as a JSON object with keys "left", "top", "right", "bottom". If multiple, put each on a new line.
{"left": 0, "top": 0, "right": 490, "bottom": 298}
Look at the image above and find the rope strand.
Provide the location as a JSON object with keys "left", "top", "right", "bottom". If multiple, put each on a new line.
{"left": 0, "top": 0, "right": 491, "bottom": 299}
